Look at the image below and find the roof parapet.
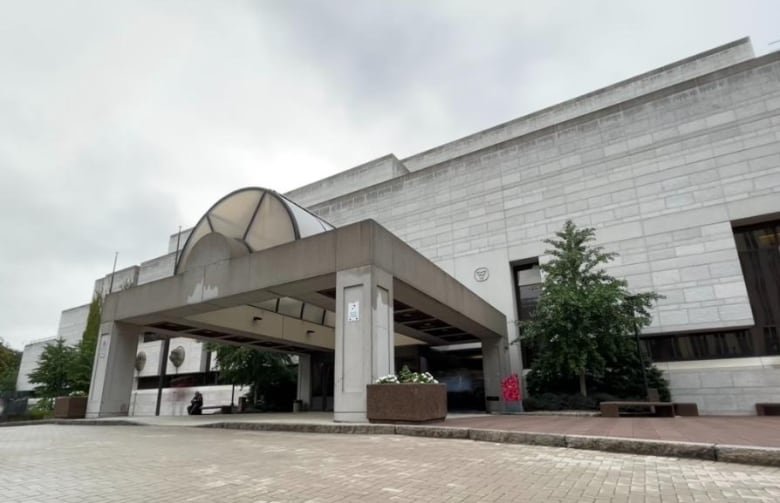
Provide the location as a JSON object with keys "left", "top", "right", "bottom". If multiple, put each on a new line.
{"left": 401, "top": 37, "right": 754, "bottom": 172}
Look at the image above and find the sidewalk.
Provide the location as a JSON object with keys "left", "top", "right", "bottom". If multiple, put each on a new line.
{"left": 440, "top": 414, "right": 780, "bottom": 448}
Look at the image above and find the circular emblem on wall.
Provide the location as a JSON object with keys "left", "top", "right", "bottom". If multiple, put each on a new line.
{"left": 474, "top": 267, "right": 490, "bottom": 282}
{"left": 169, "top": 346, "right": 186, "bottom": 368}
{"left": 135, "top": 351, "right": 147, "bottom": 371}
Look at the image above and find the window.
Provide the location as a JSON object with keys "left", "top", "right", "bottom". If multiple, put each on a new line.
{"left": 513, "top": 261, "right": 542, "bottom": 368}
{"left": 142, "top": 332, "right": 163, "bottom": 343}
{"left": 643, "top": 219, "right": 780, "bottom": 362}
{"left": 641, "top": 328, "right": 771, "bottom": 361}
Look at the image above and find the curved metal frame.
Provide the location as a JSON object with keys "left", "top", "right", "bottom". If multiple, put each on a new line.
{"left": 174, "top": 187, "right": 333, "bottom": 274}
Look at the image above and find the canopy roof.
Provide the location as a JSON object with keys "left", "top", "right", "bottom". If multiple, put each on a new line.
{"left": 176, "top": 187, "right": 333, "bottom": 274}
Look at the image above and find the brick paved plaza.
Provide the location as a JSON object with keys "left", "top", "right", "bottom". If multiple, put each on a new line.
{"left": 2, "top": 425, "right": 780, "bottom": 502}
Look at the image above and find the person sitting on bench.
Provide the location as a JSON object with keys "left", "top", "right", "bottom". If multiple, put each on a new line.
{"left": 187, "top": 391, "right": 203, "bottom": 415}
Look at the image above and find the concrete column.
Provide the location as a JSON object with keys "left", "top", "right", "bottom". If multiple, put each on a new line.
{"left": 507, "top": 326, "right": 524, "bottom": 379}
{"left": 86, "top": 321, "right": 139, "bottom": 418}
{"left": 296, "top": 353, "right": 312, "bottom": 408}
{"left": 482, "top": 337, "right": 516, "bottom": 413}
{"left": 334, "top": 265, "right": 394, "bottom": 422}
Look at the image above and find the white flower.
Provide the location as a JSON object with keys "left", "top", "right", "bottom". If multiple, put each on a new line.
{"left": 375, "top": 375, "right": 399, "bottom": 384}
{"left": 375, "top": 369, "right": 439, "bottom": 384}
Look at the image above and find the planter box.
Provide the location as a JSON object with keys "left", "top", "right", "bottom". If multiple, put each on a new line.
{"left": 54, "top": 396, "right": 88, "bottom": 419}
{"left": 367, "top": 383, "right": 447, "bottom": 423}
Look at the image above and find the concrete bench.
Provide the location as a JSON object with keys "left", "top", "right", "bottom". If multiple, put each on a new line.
{"left": 205, "top": 405, "right": 235, "bottom": 414}
{"left": 673, "top": 402, "right": 699, "bottom": 416}
{"left": 756, "top": 403, "right": 780, "bottom": 416}
{"left": 191, "top": 405, "right": 234, "bottom": 415}
{"left": 600, "top": 401, "right": 675, "bottom": 418}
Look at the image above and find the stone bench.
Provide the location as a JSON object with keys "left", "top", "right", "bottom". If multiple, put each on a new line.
{"left": 191, "top": 405, "right": 233, "bottom": 415}
{"left": 756, "top": 403, "right": 780, "bottom": 416}
{"left": 600, "top": 401, "right": 675, "bottom": 418}
{"left": 673, "top": 402, "right": 699, "bottom": 416}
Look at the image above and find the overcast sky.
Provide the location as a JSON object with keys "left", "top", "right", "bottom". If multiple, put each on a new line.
{"left": 1, "top": 0, "right": 779, "bottom": 350}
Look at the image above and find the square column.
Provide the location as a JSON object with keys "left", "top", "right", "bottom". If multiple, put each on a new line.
{"left": 334, "top": 265, "right": 394, "bottom": 422}
{"left": 296, "top": 353, "right": 312, "bottom": 409}
{"left": 507, "top": 327, "right": 524, "bottom": 383}
{"left": 482, "top": 337, "right": 517, "bottom": 413}
{"left": 86, "top": 321, "right": 139, "bottom": 418}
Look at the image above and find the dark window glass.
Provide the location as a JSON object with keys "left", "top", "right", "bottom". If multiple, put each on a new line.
{"left": 514, "top": 262, "right": 542, "bottom": 368}
{"left": 765, "top": 326, "right": 780, "bottom": 354}
{"left": 643, "top": 337, "right": 678, "bottom": 361}
{"left": 142, "top": 332, "right": 163, "bottom": 343}
{"left": 734, "top": 220, "right": 780, "bottom": 357}
{"left": 641, "top": 329, "right": 764, "bottom": 362}
{"left": 136, "top": 371, "right": 219, "bottom": 390}
{"left": 518, "top": 284, "right": 542, "bottom": 320}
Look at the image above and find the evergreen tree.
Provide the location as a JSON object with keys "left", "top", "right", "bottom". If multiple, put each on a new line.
{"left": 520, "top": 220, "right": 663, "bottom": 397}
{"left": 27, "top": 338, "right": 76, "bottom": 398}
{"left": 69, "top": 296, "right": 102, "bottom": 393}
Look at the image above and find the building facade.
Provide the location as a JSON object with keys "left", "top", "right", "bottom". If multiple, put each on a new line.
{"left": 21, "top": 37, "right": 780, "bottom": 415}
{"left": 285, "top": 38, "right": 780, "bottom": 415}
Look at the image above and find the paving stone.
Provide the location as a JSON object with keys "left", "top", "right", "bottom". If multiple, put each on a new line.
{"left": 3, "top": 424, "right": 780, "bottom": 502}
{"left": 201, "top": 421, "right": 396, "bottom": 435}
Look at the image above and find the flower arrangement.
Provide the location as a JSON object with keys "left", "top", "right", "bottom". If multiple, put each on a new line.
{"left": 375, "top": 365, "right": 438, "bottom": 384}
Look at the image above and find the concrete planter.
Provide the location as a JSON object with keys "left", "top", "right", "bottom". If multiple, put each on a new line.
{"left": 54, "top": 396, "right": 88, "bottom": 419}
{"left": 367, "top": 383, "right": 447, "bottom": 423}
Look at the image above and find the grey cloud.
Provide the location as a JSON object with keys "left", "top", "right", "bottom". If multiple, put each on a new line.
{"left": 1, "top": 0, "right": 780, "bottom": 349}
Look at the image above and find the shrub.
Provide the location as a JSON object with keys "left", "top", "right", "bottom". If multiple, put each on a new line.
{"left": 523, "top": 392, "right": 620, "bottom": 411}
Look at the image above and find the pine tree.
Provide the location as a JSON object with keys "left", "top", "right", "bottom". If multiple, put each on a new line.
{"left": 28, "top": 338, "right": 76, "bottom": 398}
{"left": 520, "top": 220, "right": 662, "bottom": 397}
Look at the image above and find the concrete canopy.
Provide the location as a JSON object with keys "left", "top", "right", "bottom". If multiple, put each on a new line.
{"left": 109, "top": 220, "right": 506, "bottom": 348}
{"left": 88, "top": 212, "right": 509, "bottom": 421}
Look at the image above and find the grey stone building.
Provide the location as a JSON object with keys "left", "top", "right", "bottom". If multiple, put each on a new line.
{"left": 22, "top": 37, "right": 780, "bottom": 416}
{"left": 284, "top": 37, "right": 780, "bottom": 415}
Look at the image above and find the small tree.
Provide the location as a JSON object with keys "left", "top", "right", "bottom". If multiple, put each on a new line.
{"left": 209, "top": 343, "right": 296, "bottom": 410}
{"left": 520, "top": 220, "right": 661, "bottom": 397}
{"left": 28, "top": 338, "right": 76, "bottom": 398}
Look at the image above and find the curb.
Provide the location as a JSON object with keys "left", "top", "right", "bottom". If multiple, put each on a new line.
{"left": 5, "top": 419, "right": 779, "bottom": 467}
{"left": 468, "top": 428, "right": 566, "bottom": 447}
{"left": 395, "top": 425, "right": 470, "bottom": 439}
{"left": 716, "top": 444, "right": 780, "bottom": 467}
{"left": 196, "top": 421, "right": 780, "bottom": 467}
{"left": 0, "top": 419, "right": 145, "bottom": 428}
{"left": 565, "top": 435, "right": 715, "bottom": 461}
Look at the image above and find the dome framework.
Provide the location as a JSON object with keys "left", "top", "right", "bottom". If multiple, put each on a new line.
{"left": 175, "top": 187, "right": 334, "bottom": 274}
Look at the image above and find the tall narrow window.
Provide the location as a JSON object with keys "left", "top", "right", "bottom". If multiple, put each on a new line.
{"left": 514, "top": 261, "right": 542, "bottom": 369}
{"left": 734, "top": 220, "right": 780, "bottom": 357}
